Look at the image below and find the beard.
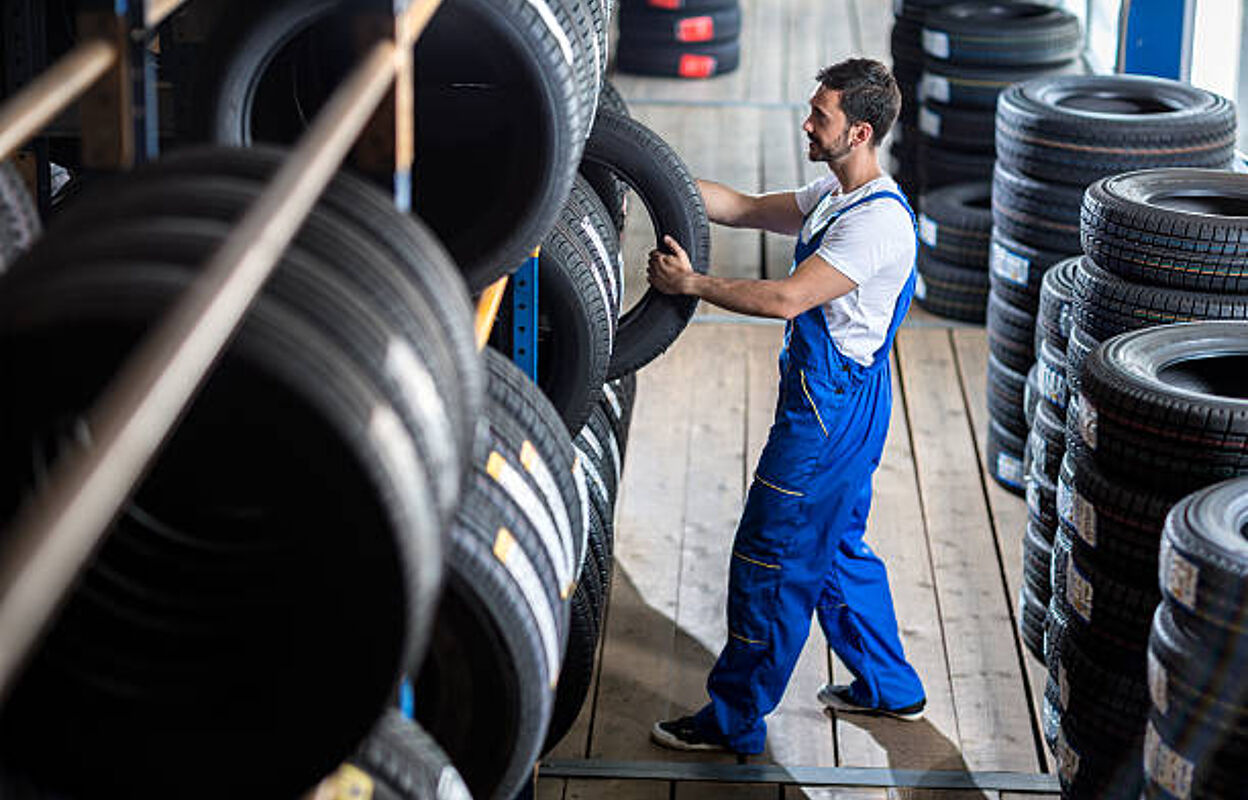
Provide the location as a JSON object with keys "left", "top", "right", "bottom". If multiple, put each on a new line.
{"left": 807, "top": 131, "right": 852, "bottom": 164}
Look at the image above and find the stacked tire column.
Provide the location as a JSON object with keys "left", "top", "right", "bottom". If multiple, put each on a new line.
{"left": 616, "top": 0, "right": 741, "bottom": 79}
{"left": 985, "top": 75, "right": 1238, "bottom": 494}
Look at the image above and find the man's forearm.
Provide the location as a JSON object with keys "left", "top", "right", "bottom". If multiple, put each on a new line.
{"left": 681, "top": 273, "right": 800, "bottom": 320}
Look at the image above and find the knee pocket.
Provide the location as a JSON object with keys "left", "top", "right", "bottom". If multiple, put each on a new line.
{"left": 727, "top": 552, "right": 782, "bottom": 647}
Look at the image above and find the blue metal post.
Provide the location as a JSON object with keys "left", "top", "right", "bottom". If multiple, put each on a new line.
{"left": 512, "top": 250, "right": 540, "bottom": 381}
{"left": 1118, "top": 0, "right": 1194, "bottom": 80}
{"left": 118, "top": 1, "right": 160, "bottom": 163}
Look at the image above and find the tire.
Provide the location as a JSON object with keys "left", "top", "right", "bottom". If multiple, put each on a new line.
{"left": 917, "top": 180, "right": 992, "bottom": 268}
{"left": 918, "top": 101, "right": 996, "bottom": 151}
{"left": 921, "top": 2, "right": 1082, "bottom": 67}
{"left": 582, "top": 83, "right": 631, "bottom": 233}
{"left": 1024, "top": 361, "right": 1041, "bottom": 428}
{"left": 986, "top": 290, "right": 1037, "bottom": 373}
{"left": 987, "top": 351, "right": 1028, "bottom": 437}
{"left": 614, "top": 38, "right": 741, "bottom": 78}
{"left": 1035, "top": 335, "right": 1068, "bottom": 415}
{"left": 1018, "top": 583, "right": 1048, "bottom": 663}
{"left": 914, "top": 249, "right": 989, "bottom": 322}
{"left": 1082, "top": 168, "right": 1248, "bottom": 293}
{"left": 1076, "top": 321, "right": 1248, "bottom": 493}
{"left": 919, "top": 58, "right": 1082, "bottom": 110}
{"left": 991, "top": 162, "right": 1083, "bottom": 254}
{"left": 1057, "top": 438, "right": 1178, "bottom": 583}
{"left": 987, "top": 416, "right": 1026, "bottom": 494}
{"left": 0, "top": 160, "right": 40, "bottom": 270}
{"left": 620, "top": 0, "right": 740, "bottom": 11}
{"left": 989, "top": 228, "right": 1072, "bottom": 312}
{"left": 1064, "top": 322, "right": 1099, "bottom": 401}
{"left": 1026, "top": 458, "right": 1058, "bottom": 535}
{"left": 1022, "top": 518, "right": 1054, "bottom": 602}
{"left": 347, "top": 711, "right": 473, "bottom": 800}
{"left": 543, "top": 572, "right": 602, "bottom": 754}
{"left": 1035, "top": 255, "right": 1079, "bottom": 354}
{"left": 1159, "top": 476, "right": 1248, "bottom": 637}
{"left": 582, "top": 110, "right": 710, "bottom": 378}
{"left": 996, "top": 75, "right": 1238, "bottom": 186}
{"left": 618, "top": 5, "right": 742, "bottom": 43}
{"left": 0, "top": 263, "right": 436, "bottom": 800}
{"left": 600, "top": 375, "right": 637, "bottom": 459}
{"left": 1028, "top": 391, "right": 1064, "bottom": 483}
{"left": 188, "top": 0, "right": 584, "bottom": 290}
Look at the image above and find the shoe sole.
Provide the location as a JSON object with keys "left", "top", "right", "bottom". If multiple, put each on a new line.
{"left": 819, "top": 693, "right": 926, "bottom": 722}
{"left": 650, "top": 723, "right": 727, "bottom": 752}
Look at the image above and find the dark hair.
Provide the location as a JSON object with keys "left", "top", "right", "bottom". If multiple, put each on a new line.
{"left": 816, "top": 59, "right": 901, "bottom": 146}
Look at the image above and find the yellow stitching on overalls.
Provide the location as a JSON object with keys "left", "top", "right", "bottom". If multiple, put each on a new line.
{"left": 730, "top": 630, "right": 765, "bottom": 646}
{"left": 754, "top": 473, "right": 804, "bottom": 497}
{"left": 733, "top": 551, "right": 781, "bottom": 570}
{"left": 799, "top": 369, "right": 829, "bottom": 438}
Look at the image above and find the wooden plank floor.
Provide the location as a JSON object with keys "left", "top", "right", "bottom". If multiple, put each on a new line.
{"left": 539, "top": 1, "right": 1056, "bottom": 797}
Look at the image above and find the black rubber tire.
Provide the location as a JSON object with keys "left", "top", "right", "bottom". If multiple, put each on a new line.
{"left": 987, "top": 351, "right": 1028, "bottom": 437}
{"left": 986, "top": 290, "right": 1037, "bottom": 373}
{"left": 914, "top": 248, "right": 988, "bottom": 322}
{"left": 918, "top": 101, "right": 995, "bottom": 151}
{"left": 582, "top": 110, "right": 710, "bottom": 379}
{"left": 187, "top": 0, "right": 584, "bottom": 290}
{"left": 347, "top": 711, "right": 473, "bottom": 800}
{"left": 0, "top": 160, "right": 40, "bottom": 270}
{"left": 582, "top": 83, "right": 631, "bottom": 233}
{"left": 600, "top": 375, "right": 637, "bottom": 460}
{"left": 996, "top": 75, "right": 1238, "bottom": 186}
{"left": 1077, "top": 321, "right": 1248, "bottom": 493}
{"left": 1024, "top": 361, "right": 1041, "bottom": 429}
{"left": 614, "top": 37, "right": 741, "bottom": 78}
{"left": 618, "top": 4, "right": 742, "bottom": 43}
{"left": 1146, "top": 603, "right": 1248, "bottom": 786}
{"left": 919, "top": 58, "right": 1081, "bottom": 110}
{"left": 543, "top": 570, "right": 602, "bottom": 754}
{"left": 1064, "top": 323, "right": 1100, "bottom": 403}
{"left": 917, "top": 180, "right": 992, "bottom": 268}
{"left": 576, "top": 427, "right": 617, "bottom": 556}
{"left": 31, "top": 167, "right": 474, "bottom": 524}
{"left": 987, "top": 416, "right": 1026, "bottom": 494}
{"left": 921, "top": 2, "right": 1082, "bottom": 67}
{"left": 125, "top": 147, "right": 483, "bottom": 462}
{"left": 1057, "top": 438, "right": 1178, "bottom": 585}
{"left": 989, "top": 228, "right": 1072, "bottom": 312}
{"left": 1034, "top": 335, "right": 1068, "bottom": 415}
{"left": 1018, "top": 582, "right": 1049, "bottom": 663}
{"left": 483, "top": 350, "right": 586, "bottom": 584}
{"left": 1022, "top": 517, "right": 1054, "bottom": 602}
{"left": 1082, "top": 168, "right": 1248, "bottom": 293}
{"left": 991, "top": 162, "right": 1083, "bottom": 254}
{"left": 1028, "top": 390, "right": 1065, "bottom": 484}
{"left": 0, "top": 263, "right": 435, "bottom": 800}
{"left": 1025, "top": 459, "right": 1058, "bottom": 535}
{"left": 1035, "top": 255, "right": 1079, "bottom": 354}
{"left": 1159, "top": 476, "right": 1248, "bottom": 638}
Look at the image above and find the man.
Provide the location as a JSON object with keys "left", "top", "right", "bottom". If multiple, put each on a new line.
{"left": 646, "top": 58, "right": 925, "bottom": 756}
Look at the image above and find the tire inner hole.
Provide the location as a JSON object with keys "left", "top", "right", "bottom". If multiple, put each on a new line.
{"left": 1157, "top": 354, "right": 1248, "bottom": 399}
{"left": 1055, "top": 93, "right": 1180, "bottom": 114}
{"left": 1149, "top": 191, "right": 1248, "bottom": 218}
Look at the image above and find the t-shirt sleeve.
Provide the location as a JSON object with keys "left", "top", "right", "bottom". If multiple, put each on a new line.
{"left": 794, "top": 175, "right": 839, "bottom": 215}
{"left": 811, "top": 200, "right": 915, "bottom": 286}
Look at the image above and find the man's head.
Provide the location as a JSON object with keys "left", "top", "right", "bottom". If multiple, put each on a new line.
{"left": 802, "top": 58, "right": 901, "bottom": 164}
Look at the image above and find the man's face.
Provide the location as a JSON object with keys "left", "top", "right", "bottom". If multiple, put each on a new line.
{"left": 802, "top": 88, "right": 857, "bottom": 164}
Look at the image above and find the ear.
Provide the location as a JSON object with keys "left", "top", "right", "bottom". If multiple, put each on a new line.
{"left": 851, "top": 121, "right": 874, "bottom": 147}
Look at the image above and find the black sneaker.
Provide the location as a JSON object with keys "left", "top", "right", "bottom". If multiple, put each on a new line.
{"left": 817, "top": 684, "right": 926, "bottom": 721}
{"left": 651, "top": 715, "right": 729, "bottom": 752}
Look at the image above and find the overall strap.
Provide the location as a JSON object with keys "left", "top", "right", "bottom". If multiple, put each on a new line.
{"left": 863, "top": 190, "right": 918, "bottom": 368}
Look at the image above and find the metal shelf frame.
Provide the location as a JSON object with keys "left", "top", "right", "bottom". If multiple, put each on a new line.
{"left": 0, "top": 0, "right": 453, "bottom": 704}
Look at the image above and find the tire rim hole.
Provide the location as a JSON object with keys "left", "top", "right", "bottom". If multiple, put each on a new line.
{"left": 1157, "top": 354, "right": 1248, "bottom": 399}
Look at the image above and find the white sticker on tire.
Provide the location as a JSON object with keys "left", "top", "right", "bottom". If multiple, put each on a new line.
{"left": 920, "top": 73, "right": 950, "bottom": 104}
{"left": 1026, "top": 477, "right": 1041, "bottom": 517}
{"left": 1148, "top": 649, "right": 1169, "bottom": 715}
{"left": 918, "top": 213, "right": 939, "bottom": 247}
{"left": 1057, "top": 474, "right": 1074, "bottom": 525}
{"left": 1028, "top": 430, "right": 1046, "bottom": 477}
{"left": 919, "top": 107, "right": 941, "bottom": 137}
{"left": 922, "top": 29, "right": 951, "bottom": 59}
{"left": 1162, "top": 542, "right": 1200, "bottom": 611}
{"left": 990, "top": 240, "right": 1030, "bottom": 286}
{"left": 1040, "top": 358, "right": 1067, "bottom": 409}
{"left": 493, "top": 527, "right": 562, "bottom": 688}
{"left": 1144, "top": 720, "right": 1193, "bottom": 799}
{"left": 1066, "top": 553, "right": 1093, "bottom": 623}
{"left": 915, "top": 272, "right": 928, "bottom": 300}
{"left": 1078, "top": 397, "right": 1098, "bottom": 450}
{"left": 997, "top": 451, "right": 1024, "bottom": 487}
{"left": 1058, "top": 661, "right": 1070, "bottom": 711}
{"left": 1074, "top": 492, "right": 1097, "bottom": 548}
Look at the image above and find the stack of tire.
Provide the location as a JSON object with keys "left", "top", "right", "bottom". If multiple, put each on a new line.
{"left": 1145, "top": 477, "right": 1248, "bottom": 799}
{"left": 1016, "top": 254, "right": 1078, "bottom": 660}
{"left": 0, "top": 160, "right": 40, "bottom": 270}
{"left": 888, "top": 0, "right": 941, "bottom": 198}
{"left": 914, "top": 180, "right": 993, "bottom": 321}
{"left": 984, "top": 75, "right": 1238, "bottom": 494}
{"left": 0, "top": 146, "right": 482, "bottom": 800}
{"left": 615, "top": 0, "right": 741, "bottom": 79}
{"left": 918, "top": 2, "right": 1081, "bottom": 192}
{"left": 1040, "top": 168, "right": 1247, "bottom": 798}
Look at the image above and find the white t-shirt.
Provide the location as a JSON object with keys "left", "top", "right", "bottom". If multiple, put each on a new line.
{"left": 793, "top": 173, "right": 916, "bottom": 367}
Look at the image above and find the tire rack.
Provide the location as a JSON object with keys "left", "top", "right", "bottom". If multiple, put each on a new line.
{"left": 0, "top": 0, "right": 487, "bottom": 714}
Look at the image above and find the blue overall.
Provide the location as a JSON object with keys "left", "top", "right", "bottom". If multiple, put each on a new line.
{"left": 693, "top": 188, "right": 924, "bottom": 754}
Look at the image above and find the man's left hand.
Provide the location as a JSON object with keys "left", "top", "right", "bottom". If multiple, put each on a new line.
{"left": 647, "top": 235, "right": 697, "bottom": 295}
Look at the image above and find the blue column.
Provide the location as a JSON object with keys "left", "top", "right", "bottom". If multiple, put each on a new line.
{"left": 1118, "top": 0, "right": 1194, "bottom": 80}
